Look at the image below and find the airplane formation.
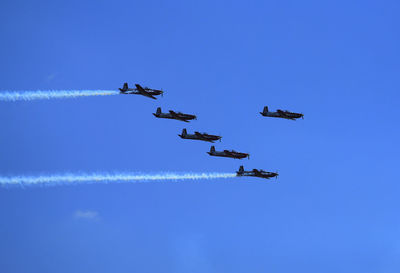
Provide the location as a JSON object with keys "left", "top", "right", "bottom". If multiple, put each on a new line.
{"left": 120, "top": 82, "right": 304, "bottom": 180}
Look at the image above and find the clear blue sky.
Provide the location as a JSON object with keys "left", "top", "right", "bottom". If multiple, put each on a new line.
{"left": 0, "top": 0, "right": 399, "bottom": 272}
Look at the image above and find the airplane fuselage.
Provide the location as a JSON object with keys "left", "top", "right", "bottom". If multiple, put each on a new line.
{"left": 260, "top": 111, "right": 303, "bottom": 120}
{"left": 237, "top": 171, "right": 278, "bottom": 179}
{"left": 179, "top": 134, "right": 221, "bottom": 143}
{"left": 153, "top": 113, "right": 196, "bottom": 122}
{"left": 120, "top": 90, "right": 162, "bottom": 96}
{"left": 236, "top": 166, "right": 278, "bottom": 179}
{"left": 145, "top": 90, "right": 163, "bottom": 96}
{"left": 208, "top": 151, "right": 249, "bottom": 159}
{"left": 120, "top": 90, "right": 139, "bottom": 94}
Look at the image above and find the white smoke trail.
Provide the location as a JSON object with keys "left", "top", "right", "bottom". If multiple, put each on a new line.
{"left": 0, "top": 172, "right": 237, "bottom": 186}
{"left": 0, "top": 90, "right": 119, "bottom": 101}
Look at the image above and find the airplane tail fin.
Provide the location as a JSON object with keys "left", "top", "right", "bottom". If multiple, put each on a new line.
{"left": 262, "top": 106, "right": 269, "bottom": 114}
{"left": 236, "top": 165, "right": 244, "bottom": 175}
{"left": 210, "top": 146, "right": 215, "bottom": 153}
{"left": 119, "top": 82, "right": 128, "bottom": 92}
{"left": 182, "top": 128, "right": 187, "bottom": 137}
{"left": 156, "top": 107, "right": 161, "bottom": 115}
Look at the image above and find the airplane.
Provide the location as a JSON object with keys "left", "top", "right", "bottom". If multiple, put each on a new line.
{"left": 153, "top": 107, "right": 197, "bottom": 122}
{"left": 178, "top": 129, "right": 222, "bottom": 143}
{"left": 260, "top": 106, "right": 303, "bottom": 120}
{"left": 207, "top": 146, "right": 249, "bottom": 159}
{"left": 236, "top": 165, "right": 278, "bottom": 179}
{"left": 119, "top": 83, "right": 163, "bottom": 99}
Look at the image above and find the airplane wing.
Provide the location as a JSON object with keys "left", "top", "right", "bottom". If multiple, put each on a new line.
{"left": 135, "top": 84, "right": 157, "bottom": 99}
{"left": 277, "top": 109, "right": 293, "bottom": 118}
{"left": 195, "top": 132, "right": 216, "bottom": 142}
{"left": 194, "top": 132, "right": 204, "bottom": 137}
{"left": 169, "top": 110, "right": 190, "bottom": 122}
{"left": 277, "top": 109, "right": 286, "bottom": 115}
{"left": 223, "top": 150, "right": 234, "bottom": 156}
